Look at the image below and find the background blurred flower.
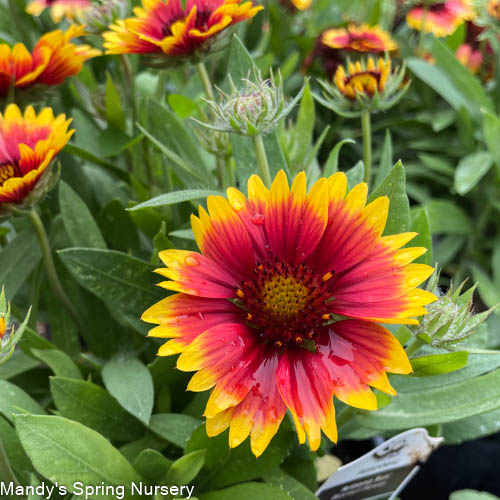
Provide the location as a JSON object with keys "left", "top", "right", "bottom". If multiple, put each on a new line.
{"left": 0, "top": 104, "right": 73, "bottom": 216}
{"left": 26, "top": 0, "right": 91, "bottom": 23}
{"left": 103, "top": 0, "right": 263, "bottom": 66}
{"left": 143, "top": 170, "right": 435, "bottom": 457}
{"left": 0, "top": 288, "right": 30, "bottom": 364}
{"left": 406, "top": 0, "right": 476, "bottom": 37}
{"left": 322, "top": 24, "right": 398, "bottom": 53}
{"left": 488, "top": 0, "right": 500, "bottom": 20}
{"left": 455, "top": 43, "right": 483, "bottom": 73}
{"left": 0, "top": 26, "right": 101, "bottom": 99}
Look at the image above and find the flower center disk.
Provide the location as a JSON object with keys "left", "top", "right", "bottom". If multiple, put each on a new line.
{"left": 238, "top": 262, "right": 334, "bottom": 348}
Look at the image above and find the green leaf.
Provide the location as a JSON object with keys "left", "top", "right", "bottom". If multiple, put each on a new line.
{"left": 133, "top": 449, "right": 172, "bottom": 483}
{"left": 356, "top": 366, "right": 500, "bottom": 429}
{"left": 482, "top": 109, "right": 500, "bottom": 167}
{"left": 59, "top": 181, "right": 107, "bottom": 249}
{"left": 31, "top": 348, "right": 82, "bottom": 380}
{"left": 97, "top": 199, "right": 139, "bottom": 253}
{"left": 58, "top": 248, "right": 163, "bottom": 319}
{"left": 345, "top": 160, "right": 364, "bottom": 189}
{"left": 323, "top": 138, "right": 355, "bottom": 177}
{"left": 0, "top": 228, "right": 41, "bottom": 299}
{"left": 105, "top": 72, "right": 125, "bottom": 131}
{"left": 200, "top": 482, "right": 292, "bottom": 500}
{"left": 50, "top": 377, "right": 145, "bottom": 441}
{"left": 0, "top": 380, "right": 46, "bottom": 422}
{"left": 431, "top": 38, "right": 493, "bottom": 117}
{"left": 149, "top": 413, "right": 201, "bottom": 449}
{"left": 167, "top": 94, "right": 197, "bottom": 119}
{"left": 443, "top": 407, "right": 500, "bottom": 445}
{"left": 368, "top": 161, "right": 409, "bottom": 235}
{"left": 375, "top": 129, "right": 393, "bottom": 187}
{"left": 0, "top": 350, "right": 39, "bottom": 380}
{"left": 0, "top": 415, "right": 32, "bottom": 477}
{"left": 263, "top": 468, "right": 317, "bottom": 500}
{"left": 410, "top": 351, "right": 469, "bottom": 377}
{"left": 454, "top": 151, "right": 493, "bottom": 195}
{"left": 129, "top": 189, "right": 222, "bottom": 210}
{"left": 424, "top": 200, "right": 471, "bottom": 234}
{"left": 102, "top": 358, "right": 154, "bottom": 425}
{"left": 208, "top": 420, "right": 294, "bottom": 490}
{"left": 470, "top": 265, "right": 500, "bottom": 309}
{"left": 410, "top": 208, "right": 432, "bottom": 265}
{"left": 165, "top": 450, "right": 206, "bottom": 484}
{"left": 450, "top": 490, "right": 500, "bottom": 500}
{"left": 15, "top": 415, "right": 141, "bottom": 499}
{"left": 98, "top": 128, "right": 141, "bottom": 158}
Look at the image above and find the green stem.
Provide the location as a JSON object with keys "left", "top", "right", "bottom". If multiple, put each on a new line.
{"left": 361, "top": 110, "right": 372, "bottom": 185}
{"left": 154, "top": 70, "right": 168, "bottom": 102}
{"left": 215, "top": 155, "right": 225, "bottom": 188}
{"left": 0, "top": 439, "right": 20, "bottom": 491}
{"left": 119, "top": 54, "right": 137, "bottom": 132}
{"left": 28, "top": 209, "right": 84, "bottom": 335}
{"left": 405, "top": 336, "right": 425, "bottom": 357}
{"left": 196, "top": 62, "right": 215, "bottom": 102}
{"left": 416, "top": 5, "right": 429, "bottom": 55}
{"left": 252, "top": 134, "right": 272, "bottom": 188}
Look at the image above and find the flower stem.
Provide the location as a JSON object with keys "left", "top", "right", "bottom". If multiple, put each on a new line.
{"left": 154, "top": 70, "right": 168, "bottom": 102}
{"left": 119, "top": 54, "right": 137, "bottom": 131}
{"left": 196, "top": 62, "right": 215, "bottom": 102}
{"left": 252, "top": 134, "right": 272, "bottom": 188}
{"left": 28, "top": 209, "right": 84, "bottom": 334}
{"left": 405, "top": 336, "right": 425, "bottom": 357}
{"left": 361, "top": 110, "right": 372, "bottom": 185}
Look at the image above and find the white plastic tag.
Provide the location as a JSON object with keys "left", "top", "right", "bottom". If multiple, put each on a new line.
{"left": 316, "top": 428, "right": 443, "bottom": 500}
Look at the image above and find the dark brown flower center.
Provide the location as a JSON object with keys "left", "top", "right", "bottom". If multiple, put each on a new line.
{"left": 236, "top": 261, "right": 335, "bottom": 349}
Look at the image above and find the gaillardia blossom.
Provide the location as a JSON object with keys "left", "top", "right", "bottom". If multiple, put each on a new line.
{"left": 0, "top": 104, "right": 73, "bottom": 214}
{"left": 322, "top": 24, "right": 398, "bottom": 53}
{"left": 143, "top": 171, "right": 436, "bottom": 456}
{"left": 406, "top": 1, "right": 476, "bottom": 37}
{"left": 455, "top": 43, "right": 482, "bottom": 74}
{"left": 26, "top": 0, "right": 91, "bottom": 22}
{"left": 489, "top": 0, "right": 500, "bottom": 20}
{"left": 0, "top": 26, "right": 101, "bottom": 99}
{"left": 103, "top": 0, "right": 263, "bottom": 64}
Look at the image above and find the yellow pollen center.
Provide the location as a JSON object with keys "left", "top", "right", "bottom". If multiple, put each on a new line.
{"left": 260, "top": 275, "right": 310, "bottom": 318}
{"left": 0, "top": 164, "right": 15, "bottom": 186}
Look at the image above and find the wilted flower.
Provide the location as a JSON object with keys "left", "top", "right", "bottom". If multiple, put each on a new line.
{"left": 196, "top": 72, "right": 303, "bottom": 136}
{"left": 26, "top": 0, "right": 91, "bottom": 22}
{"left": 143, "top": 170, "right": 435, "bottom": 456}
{"left": 317, "top": 56, "right": 409, "bottom": 117}
{"left": 77, "top": 0, "right": 130, "bottom": 34}
{"left": 0, "top": 26, "right": 101, "bottom": 100}
{"left": 0, "top": 104, "right": 73, "bottom": 216}
{"left": 103, "top": 0, "right": 263, "bottom": 66}
{"left": 455, "top": 43, "right": 482, "bottom": 73}
{"left": 0, "top": 288, "right": 30, "bottom": 364}
{"left": 412, "top": 273, "right": 499, "bottom": 349}
{"left": 406, "top": 1, "right": 476, "bottom": 38}
{"left": 488, "top": 0, "right": 500, "bottom": 20}
{"left": 322, "top": 24, "right": 398, "bottom": 53}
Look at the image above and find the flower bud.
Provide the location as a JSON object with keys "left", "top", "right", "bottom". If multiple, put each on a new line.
{"left": 316, "top": 56, "right": 410, "bottom": 117}
{"left": 411, "top": 272, "right": 499, "bottom": 349}
{"left": 197, "top": 71, "right": 304, "bottom": 136}
{"left": 0, "top": 288, "right": 31, "bottom": 365}
{"left": 77, "top": 0, "right": 130, "bottom": 34}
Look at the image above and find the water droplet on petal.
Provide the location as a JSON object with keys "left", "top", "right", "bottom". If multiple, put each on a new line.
{"left": 250, "top": 212, "right": 265, "bottom": 225}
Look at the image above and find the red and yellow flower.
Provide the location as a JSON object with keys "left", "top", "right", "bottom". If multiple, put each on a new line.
{"left": 0, "top": 317, "right": 5, "bottom": 339}
{"left": 406, "top": 1, "right": 476, "bottom": 38}
{"left": 455, "top": 43, "right": 482, "bottom": 73}
{"left": 322, "top": 24, "right": 398, "bottom": 53}
{"left": 488, "top": 0, "right": 500, "bottom": 20}
{"left": 103, "top": 0, "right": 263, "bottom": 63}
{"left": 26, "top": 0, "right": 91, "bottom": 22}
{"left": 143, "top": 171, "right": 436, "bottom": 456}
{"left": 0, "top": 26, "right": 100, "bottom": 99}
{"left": 0, "top": 104, "right": 73, "bottom": 212}
{"left": 334, "top": 57, "right": 391, "bottom": 100}
{"left": 288, "top": 0, "right": 311, "bottom": 10}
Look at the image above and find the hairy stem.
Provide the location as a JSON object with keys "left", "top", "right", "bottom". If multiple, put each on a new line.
{"left": 252, "top": 134, "right": 272, "bottom": 188}
{"left": 361, "top": 110, "right": 372, "bottom": 185}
